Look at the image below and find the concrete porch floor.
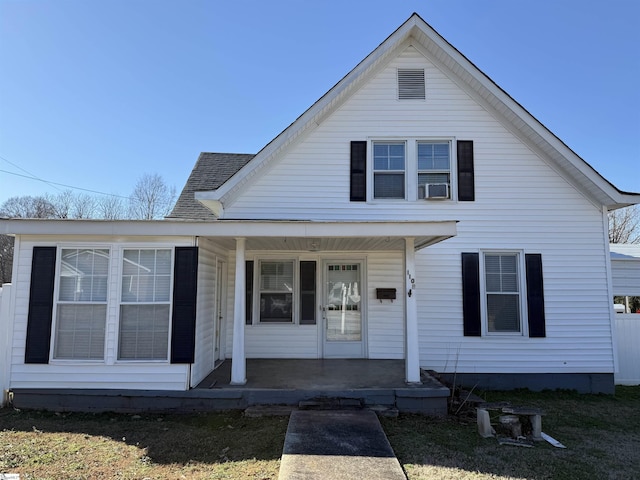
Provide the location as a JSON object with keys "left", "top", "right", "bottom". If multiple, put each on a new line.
{"left": 196, "top": 359, "right": 444, "bottom": 390}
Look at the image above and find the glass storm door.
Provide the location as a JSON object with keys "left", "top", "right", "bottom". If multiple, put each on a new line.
{"left": 323, "top": 261, "right": 364, "bottom": 358}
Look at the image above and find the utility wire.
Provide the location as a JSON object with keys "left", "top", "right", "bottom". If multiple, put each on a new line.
{"left": 0, "top": 154, "right": 63, "bottom": 192}
{"left": 0, "top": 168, "right": 130, "bottom": 199}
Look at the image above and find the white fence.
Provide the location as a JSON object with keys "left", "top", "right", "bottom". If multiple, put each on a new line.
{"left": 0, "top": 284, "right": 13, "bottom": 406}
{"left": 615, "top": 313, "right": 640, "bottom": 385}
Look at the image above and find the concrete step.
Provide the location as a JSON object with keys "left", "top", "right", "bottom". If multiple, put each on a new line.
{"left": 243, "top": 405, "right": 295, "bottom": 417}
{"left": 298, "top": 397, "right": 363, "bottom": 410}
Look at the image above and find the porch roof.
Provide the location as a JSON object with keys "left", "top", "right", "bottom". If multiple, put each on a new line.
{"left": 0, "top": 218, "right": 457, "bottom": 251}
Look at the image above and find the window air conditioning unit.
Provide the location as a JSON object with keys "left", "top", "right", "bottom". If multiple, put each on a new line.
{"left": 422, "top": 183, "right": 449, "bottom": 199}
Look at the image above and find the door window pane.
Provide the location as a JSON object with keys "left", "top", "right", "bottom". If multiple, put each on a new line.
{"left": 326, "top": 264, "right": 362, "bottom": 341}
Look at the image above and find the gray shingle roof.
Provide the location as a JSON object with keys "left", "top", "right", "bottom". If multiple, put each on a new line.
{"left": 167, "top": 152, "right": 254, "bottom": 220}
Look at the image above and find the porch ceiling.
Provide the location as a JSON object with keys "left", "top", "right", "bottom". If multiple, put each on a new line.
{"left": 198, "top": 220, "right": 457, "bottom": 252}
{"left": 208, "top": 235, "right": 432, "bottom": 251}
{"left": 0, "top": 218, "right": 457, "bottom": 251}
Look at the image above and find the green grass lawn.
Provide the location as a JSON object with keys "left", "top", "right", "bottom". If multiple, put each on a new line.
{"left": 382, "top": 386, "right": 640, "bottom": 480}
{"left": 1, "top": 386, "right": 638, "bottom": 479}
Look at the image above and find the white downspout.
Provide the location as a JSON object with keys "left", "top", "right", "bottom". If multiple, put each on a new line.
{"left": 405, "top": 237, "right": 421, "bottom": 384}
{"left": 230, "top": 237, "right": 247, "bottom": 385}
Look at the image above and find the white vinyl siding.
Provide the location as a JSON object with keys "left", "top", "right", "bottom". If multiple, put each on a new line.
{"left": 190, "top": 238, "right": 219, "bottom": 387}
{"left": 54, "top": 248, "right": 109, "bottom": 360}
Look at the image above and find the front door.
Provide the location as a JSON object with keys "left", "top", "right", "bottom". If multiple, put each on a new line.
{"left": 322, "top": 261, "right": 365, "bottom": 358}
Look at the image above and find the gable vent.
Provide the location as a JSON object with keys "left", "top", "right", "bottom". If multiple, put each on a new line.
{"left": 398, "top": 68, "right": 425, "bottom": 100}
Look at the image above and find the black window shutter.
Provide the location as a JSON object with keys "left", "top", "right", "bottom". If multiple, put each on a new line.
{"left": 461, "top": 252, "right": 481, "bottom": 336}
{"left": 457, "top": 140, "right": 475, "bottom": 201}
{"left": 171, "top": 246, "right": 198, "bottom": 363}
{"left": 525, "top": 254, "right": 546, "bottom": 338}
{"left": 245, "top": 260, "right": 254, "bottom": 325}
{"left": 25, "top": 246, "right": 57, "bottom": 364}
{"left": 350, "top": 141, "right": 367, "bottom": 202}
{"left": 299, "top": 261, "right": 316, "bottom": 325}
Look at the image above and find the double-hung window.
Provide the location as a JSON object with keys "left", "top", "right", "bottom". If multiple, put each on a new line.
{"left": 119, "top": 249, "right": 172, "bottom": 360}
{"left": 373, "top": 142, "right": 406, "bottom": 199}
{"left": 248, "top": 259, "right": 316, "bottom": 325}
{"left": 484, "top": 252, "right": 522, "bottom": 334}
{"left": 54, "top": 248, "right": 109, "bottom": 360}
{"left": 258, "top": 260, "right": 294, "bottom": 323}
{"left": 371, "top": 140, "right": 453, "bottom": 200}
{"left": 418, "top": 142, "right": 450, "bottom": 199}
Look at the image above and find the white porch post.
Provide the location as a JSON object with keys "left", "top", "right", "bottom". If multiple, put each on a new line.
{"left": 231, "top": 237, "right": 247, "bottom": 385}
{"left": 405, "top": 237, "right": 421, "bottom": 384}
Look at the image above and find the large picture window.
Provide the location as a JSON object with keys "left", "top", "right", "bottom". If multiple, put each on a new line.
{"left": 119, "top": 249, "right": 172, "bottom": 360}
{"left": 484, "top": 253, "right": 521, "bottom": 333}
{"left": 54, "top": 248, "right": 109, "bottom": 360}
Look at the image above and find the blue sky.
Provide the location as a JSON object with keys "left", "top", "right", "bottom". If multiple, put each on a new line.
{"left": 1, "top": 0, "right": 639, "bottom": 206}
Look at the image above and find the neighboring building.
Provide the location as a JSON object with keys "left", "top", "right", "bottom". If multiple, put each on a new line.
{"left": 1, "top": 13, "right": 638, "bottom": 403}
{"left": 610, "top": 243, "right": 640, "bottom": 312}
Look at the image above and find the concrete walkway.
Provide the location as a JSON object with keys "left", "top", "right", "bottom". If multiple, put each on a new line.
{"left": 278, "top": 410, "right": 406, "bottom": 480}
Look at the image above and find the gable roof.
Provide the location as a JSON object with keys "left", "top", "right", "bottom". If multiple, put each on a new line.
{"left": 168, "top": 152, "right": 254, "bottom": 219}
{"left": 191, "top": 13, "right": 638, "bottom": 218}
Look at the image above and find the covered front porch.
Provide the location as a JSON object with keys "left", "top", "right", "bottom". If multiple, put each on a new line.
{"left": 207, "top": 219, "right": 458, "bottom": 387}
{"left": 10, "top": 359, "right": 451, "bottom": 415}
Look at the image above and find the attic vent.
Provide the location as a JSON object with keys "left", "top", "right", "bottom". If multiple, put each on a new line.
{"left": 398, "top": 68, "right": 425, "bottom": 100}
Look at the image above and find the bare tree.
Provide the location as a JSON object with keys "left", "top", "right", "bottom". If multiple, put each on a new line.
{"left": 72, "top": 193, "right": 97, "bottom": 219}
{"left": 97, "top": 195, "right": 126, "bottom": 220}
{"left": 0, "top": 195, "right": 56, "bottom": 219}
{"left": 609, "top": 205, "right": 640, "bottom": 244}
{"left": 0, "top": 195, "right": 58, "bottom": 283}
{"left": 46, "top": 190, "right": 74, "bottom": 218}
{"left": 128, "top": 173, "right": 177, "bottom": 220}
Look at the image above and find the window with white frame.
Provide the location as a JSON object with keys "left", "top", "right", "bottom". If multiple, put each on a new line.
{"left": 373, "top": 142, "right": 406, "bottom": 199}
{"left": 372, "top": 140, "right": 452, "bottom": 201}
{"left": 258, "top": 260, "right": 294, "bottom": 323}
{"left": 54, "top": 248, "right": 109, "bottom": 360}
{"left": 119, "top": 249, "right": 172, "bottom": 360}
{"left": 484, "top": 252, "right": 522, "bottom": 334}
{"left": 417, "top": 142, "right": 451, "bottom": 199}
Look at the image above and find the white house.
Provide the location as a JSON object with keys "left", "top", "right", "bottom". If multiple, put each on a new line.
{"left": 1, "top": 14, "right": 638, "bottom": 409}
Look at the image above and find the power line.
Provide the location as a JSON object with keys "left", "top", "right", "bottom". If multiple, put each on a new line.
{"left": 0, "top": 168, "right": 130, "bottom": 199}
{"left": 0, "top": 154, "right": 63, "bottom": 192}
